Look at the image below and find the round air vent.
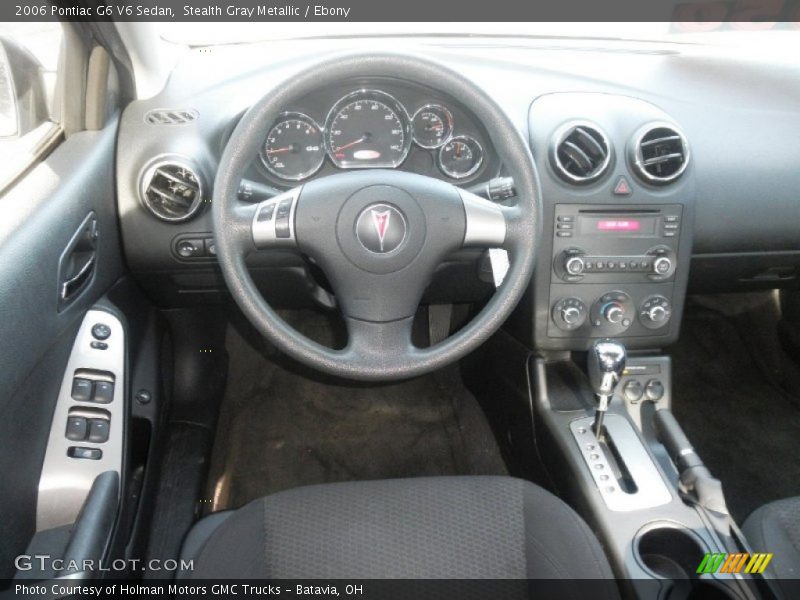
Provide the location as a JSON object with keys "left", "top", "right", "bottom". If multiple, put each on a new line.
{"left": 139, "top": 158, "right": 205, "bottom": 222}
{"left": 551, "top": 122, "right": 612, "bottom": 184}
{"left": 631, "top": 123, "right": 689, "bottom": 184}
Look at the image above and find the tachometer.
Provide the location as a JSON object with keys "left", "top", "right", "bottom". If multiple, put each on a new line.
{"left": 261, "top": 113, "right": 325, "bottom": 181}
{"left": 412, "top": 104, "right": 454, "bottom": 149}
{"left": 438, "top": 135, "right": 484, "bottom": 179}
{"left": 326, "top": 90, "right": 411, "bottom": 169}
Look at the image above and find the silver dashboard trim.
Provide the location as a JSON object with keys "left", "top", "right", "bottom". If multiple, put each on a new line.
{"left": 571, "top": 414, "right": 672, "bottom": 512}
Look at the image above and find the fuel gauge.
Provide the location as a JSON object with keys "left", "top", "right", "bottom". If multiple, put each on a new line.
{"left": 438, "top": 135, "right": 483, "bottom": 179}
{"left": 412, "top": 104, "right": 454, "bottom": 149}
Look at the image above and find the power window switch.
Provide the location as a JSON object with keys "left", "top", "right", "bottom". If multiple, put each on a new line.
{"left": 87, "top": 419, "right": 110, "bottom": 444}
{"left": 71, "top": 378, "right": 93, "bottom": 402}
{"left": 92, "top": 381, "right": 114, "bottom": 404}
{"left": 68, "top": 446, "right": 102, "bottom": 460}
{"left": 65, "top": 417, "right": 88, "bottom": 441}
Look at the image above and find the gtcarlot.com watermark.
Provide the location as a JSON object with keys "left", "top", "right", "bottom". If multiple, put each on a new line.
{"left": 14, "top": 554, "right": 193, "bottom": 573}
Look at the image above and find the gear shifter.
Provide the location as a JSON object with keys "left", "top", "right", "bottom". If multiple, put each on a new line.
{"left": 588, "top": 340, "right": 626, "bottom": 437}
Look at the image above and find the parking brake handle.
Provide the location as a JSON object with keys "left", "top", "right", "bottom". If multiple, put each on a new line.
{"left": 654, "top": 408, "right": 728, "bottom": 515}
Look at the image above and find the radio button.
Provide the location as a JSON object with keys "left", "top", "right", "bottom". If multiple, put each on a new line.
{"left": 565, "top": 256, "right": 585, "bottom": 275}
{"left": 654, "top": 257, "right": 672, "bottom": 275}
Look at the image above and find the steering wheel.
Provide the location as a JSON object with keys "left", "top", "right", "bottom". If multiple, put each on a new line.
{"left": 213, "top": 53, "right": 540, "bottom": 381}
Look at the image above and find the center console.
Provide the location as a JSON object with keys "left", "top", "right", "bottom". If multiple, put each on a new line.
{"left": 525, "top": 94, "right": 766, "bottom": 599}
{"left": 527, "top": 92, "right": 695, "bottom": 352}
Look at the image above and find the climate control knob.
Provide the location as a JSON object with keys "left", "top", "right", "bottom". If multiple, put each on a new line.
{"left": 602, "top": 302, "right": 625, "bottom": 324}
{"left": 590, "top": 291, "right": 634, "bottom": 333}
{"left": 552, "top": 297, "right": 588, "bottom": 331}
{"left": 640, "top": 295, "right": 672, "bottom": 329}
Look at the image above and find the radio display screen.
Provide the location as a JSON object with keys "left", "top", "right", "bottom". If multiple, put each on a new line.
{"left": 580, "top": 215, "right": 657, "bottom": 236}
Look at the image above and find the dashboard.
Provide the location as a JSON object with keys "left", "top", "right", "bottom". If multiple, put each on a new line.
{"left": 115, "top": 38, "right": 800, "bottom": 351}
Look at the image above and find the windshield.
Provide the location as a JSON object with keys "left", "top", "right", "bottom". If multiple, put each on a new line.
{"left": 160, "top": 22, "right": 799, "bottom": 47}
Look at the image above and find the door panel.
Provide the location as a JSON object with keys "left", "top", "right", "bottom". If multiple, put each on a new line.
{"left": 0, "top": 121, "right": 123, "bottom": 577}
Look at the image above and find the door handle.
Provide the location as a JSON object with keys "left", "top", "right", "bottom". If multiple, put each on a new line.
{"left": 58, "top": 213, "right": 98, "bottom": 310}
{"left": 60, "top": 255, "right": 96, "bottom": 301}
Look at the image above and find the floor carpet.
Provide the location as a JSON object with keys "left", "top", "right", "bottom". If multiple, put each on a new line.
{"left": 670, "top": 293, "right": 800, "bottom": 523}
{"left": 205, "top": 311, "right": 507, "bottom": 511}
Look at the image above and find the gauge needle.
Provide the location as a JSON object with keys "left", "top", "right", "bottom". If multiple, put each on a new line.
{"left": 266, "top": 146, "right": 292, "bottom": 154}
{"left": 335, "top": 136, "right": 367, "bottom": 152}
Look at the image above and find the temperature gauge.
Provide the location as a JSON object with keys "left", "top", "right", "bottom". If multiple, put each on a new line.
{"left": 438, "top": 135, "right": 483, "bottom": 179}
{"left": 412, "top": 104, "right": 454, "bottom": 149}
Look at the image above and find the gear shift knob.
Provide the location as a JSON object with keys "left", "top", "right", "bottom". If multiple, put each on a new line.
{"left": 588, "top": 340, "right": 627, "bottom": 397}
{"left": 588, "top": 340, "right": 626, "bottom": 436}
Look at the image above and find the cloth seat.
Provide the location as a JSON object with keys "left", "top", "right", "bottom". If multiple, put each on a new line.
{"left": 742, "top": 496, "right": 800, "bottom": 599}
{"left": 183, "top": 475, "right": 617, "bottom": 594}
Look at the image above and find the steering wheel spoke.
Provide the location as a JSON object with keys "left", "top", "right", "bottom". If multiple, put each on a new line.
{"left": 343, "top": 316, "right": 416, "bottom": 368}
{"left": 459, "top": 189, "right": 517, "bottom": 249}
{"left": 251, "top": 187, "right": 301, "bottom": 250}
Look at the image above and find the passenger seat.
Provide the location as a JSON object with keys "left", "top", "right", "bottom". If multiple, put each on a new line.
{"left": 742, "top": 497, "right": 800, "bottom": 598}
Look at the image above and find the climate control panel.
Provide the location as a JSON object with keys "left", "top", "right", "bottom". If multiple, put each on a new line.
{"left": 551, "top": 290, "right": 673, "bottom": 337}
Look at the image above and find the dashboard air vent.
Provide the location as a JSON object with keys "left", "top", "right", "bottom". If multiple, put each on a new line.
{"left": 145, "top": 109, "right": 198, "bottom": 125}
{"left": 139, "top": 159, "right": 204, "bottom": 222}
{"left": 551, "top": 122, "right": 611, "bottom": 184}
{"left": 632, "top": 124, "right": 689, "bottom": 184}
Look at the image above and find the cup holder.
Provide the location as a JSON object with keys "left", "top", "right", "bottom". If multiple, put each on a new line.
{"left": 636, "top": 525, "right": 736, "bottom": 600}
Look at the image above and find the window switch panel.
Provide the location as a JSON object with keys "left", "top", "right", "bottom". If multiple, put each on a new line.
{"left": 65, "top": 417, "right": 88, "bottom": 441}
{"left": 87, "top": 419, "right": 110, "bottom": 444}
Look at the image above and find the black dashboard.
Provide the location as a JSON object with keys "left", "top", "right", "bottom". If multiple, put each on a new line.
{"left": 115, "top": 39, "right": 800, "bottom": 350}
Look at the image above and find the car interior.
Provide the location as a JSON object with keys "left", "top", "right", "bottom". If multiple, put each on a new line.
{"left": 1, "top": 19, "right": 800, "bottom": 599}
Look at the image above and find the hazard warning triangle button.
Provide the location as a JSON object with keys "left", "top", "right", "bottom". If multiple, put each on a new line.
{"left": 613, "top": 176, "right": 632, "bottom": 196}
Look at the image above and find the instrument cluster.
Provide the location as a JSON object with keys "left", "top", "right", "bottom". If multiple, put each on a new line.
{"left": 259, "top": 88, "right": 486, "bottom": 183}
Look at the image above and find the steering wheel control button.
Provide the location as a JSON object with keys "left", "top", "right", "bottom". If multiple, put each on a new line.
{"left": 91, "top": 323, "right": 111, "bottom": 340}
{"left": 645, "top": 379, "right": 665, "bottom": 401}
{"left": 623, "top": 380, "right": 644, "bottom": 403}
{"left": 252, "top": 189, "right": 300, "bottom": 248}
{"left": 65, "top": 416, "right": 88, "bottom": 441}
{"left": 552, "top": 297, "right": 588, "bottom": 331}
{"left": 257, "top": 203, "right": 276, "bottom": 222}
{"left": 275, "top": 198, "right": 294, "bottom": 238}
{"left": 68, "top": 446, "right": 102, "bottom": 460}
{"left": 92, "top": 381, "right": 114, "bottom": 404}
{"left": 71, "top": 378, "right": 93, "bottom": 402}
{"left": 355, "top": 203, "right": 407, "bottom": 254}
{"left": 88, "top": 419, "right": 110, "bottom": 444}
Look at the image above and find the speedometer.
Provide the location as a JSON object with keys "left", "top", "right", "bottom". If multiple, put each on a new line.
{"left": 326, "top": 90, "right": 411, "bottom": 169}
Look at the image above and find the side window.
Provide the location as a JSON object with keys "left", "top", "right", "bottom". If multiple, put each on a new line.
{"left": 0, "top": 23, "right": 63, "bottom": 191}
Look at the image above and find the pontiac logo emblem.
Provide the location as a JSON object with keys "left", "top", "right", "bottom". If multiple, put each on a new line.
{"left": 356, "top": 203, "right": 406, "bottom": 254}
{"left": 371, "top": 209, "right": 392, "bottom": 251}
